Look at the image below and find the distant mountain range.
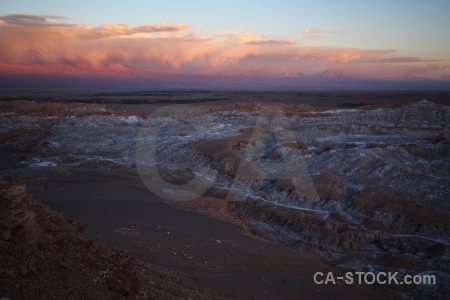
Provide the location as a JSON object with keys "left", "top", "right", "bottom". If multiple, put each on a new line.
{"left": 315, "top": 70, "right": 365, "bottom": 80}
{"left": 0, "top": 67, "right": 449, "bottom": 90}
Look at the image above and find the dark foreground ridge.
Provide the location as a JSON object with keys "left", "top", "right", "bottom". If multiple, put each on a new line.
{"left": 0, "top": 178, "right": 249, "bottom": 300}
{"left": 0, "top": 177, "right": 142, "bottom": 299}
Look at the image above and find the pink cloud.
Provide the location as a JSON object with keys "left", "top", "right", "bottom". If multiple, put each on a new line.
{"left": 0, "top": 14, "right": 448, "bottom": 81}
{"left": 246, "top": 39, "right": 297, "bottom": 45}
{"left": 303, "top": 28, "right": 323, "bottom": 35}
{"left": 217, "top": 31, "right": 263, "bottom": 43}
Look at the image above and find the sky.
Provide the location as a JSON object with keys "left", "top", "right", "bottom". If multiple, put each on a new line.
{"left": 1, "top": 0, "right": 450, "bottom": 89}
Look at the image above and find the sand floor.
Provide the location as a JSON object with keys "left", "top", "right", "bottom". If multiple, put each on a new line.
{"left": 26, "top": 168, "right": 388, "bottom": 299}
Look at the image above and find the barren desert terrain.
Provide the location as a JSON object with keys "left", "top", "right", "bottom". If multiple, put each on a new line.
{"left": 0, "top": 91, "right": 449, "bottom": 299}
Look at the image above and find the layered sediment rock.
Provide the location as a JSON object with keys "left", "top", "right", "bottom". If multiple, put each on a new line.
{"left": 1, "top": 99, "right": 449, "bottom": 298}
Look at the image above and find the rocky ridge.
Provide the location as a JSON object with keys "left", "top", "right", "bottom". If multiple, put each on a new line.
{"left": 0, "top": 177, "right": 142, "bottom": 299}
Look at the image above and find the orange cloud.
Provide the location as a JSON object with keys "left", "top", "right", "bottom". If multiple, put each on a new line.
{"left": 217, "top": 31, "right": 263, "bottom": 43}
{"left": 303, "top": 28, "right": 324, "bottom": 39}
{"left": 0, "top": 14, "right": 448, "bottom": 81}
{"left": 303, "top": 28, "right": 322, "bottom": 35}
{"left": 85, "top": 23, "right": 189, "bottom": 39}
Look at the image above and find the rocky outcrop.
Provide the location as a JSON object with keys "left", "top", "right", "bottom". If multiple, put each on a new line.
{"left": 231, "top": 200, "right": 352, "bottom": 252}
{"left": 312, "top": 171, "right": 345, "bottom": 201}
{"left": 0, "top": 209, "right": 41, "bottom": 246}
{"left": 190, "top": 136, "right": 249, "bottom": 176}
{"left": 0, "top": 177, "right": 141, "bottom": 299}
{"left": 352, "top": 187, "right": 450, "bottom": 234}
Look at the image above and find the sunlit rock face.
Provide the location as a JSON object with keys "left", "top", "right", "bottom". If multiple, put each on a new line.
{"left": 1, "top": 99, "right": 449, "bottom": 297}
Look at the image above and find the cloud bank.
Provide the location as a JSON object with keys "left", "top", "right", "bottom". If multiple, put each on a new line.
{"left": 0, "top": 14, "right": 448, "bottom": 84}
